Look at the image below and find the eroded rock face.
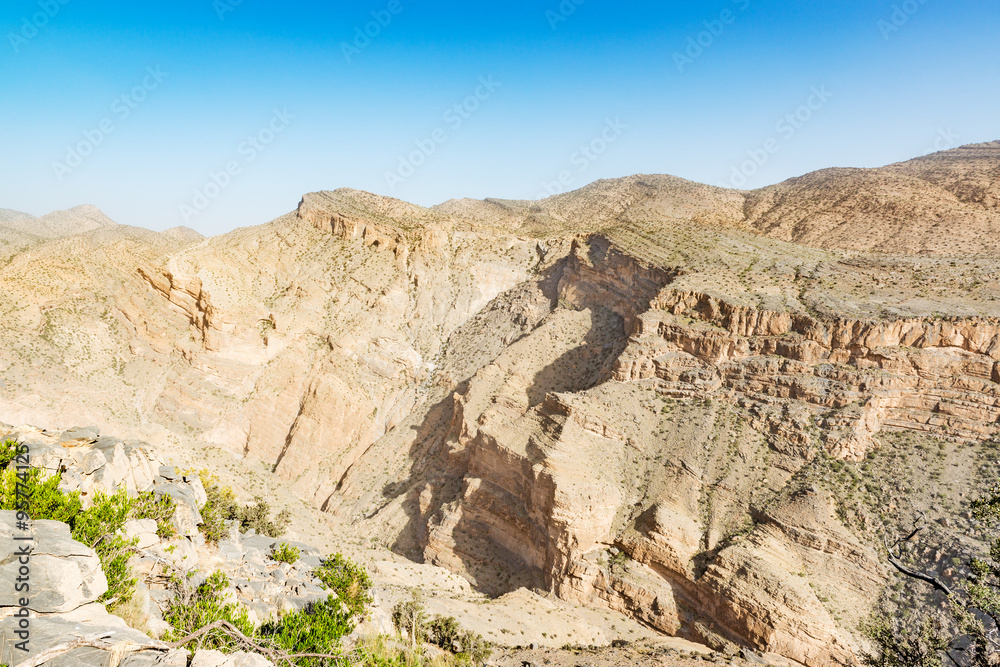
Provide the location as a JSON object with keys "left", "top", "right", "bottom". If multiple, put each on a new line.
{"left": 617, "top": 289, "right": 1000, "bottom": 460}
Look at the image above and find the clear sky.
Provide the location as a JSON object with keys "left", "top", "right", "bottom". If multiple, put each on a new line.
{"left": 1, "top": 0, "right": 997, "bottom": 236}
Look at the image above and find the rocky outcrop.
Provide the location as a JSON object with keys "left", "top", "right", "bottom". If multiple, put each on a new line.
{"left": 297, "top": 192, "right": 411, "bottom": 262}
{"left": 0, "top": 424, "right": 373, "bottom": 665}
{"left": 137, "top": 267, "right": 217, "bottom": 348}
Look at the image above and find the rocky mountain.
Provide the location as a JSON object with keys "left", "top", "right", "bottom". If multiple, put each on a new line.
{"left": 0, "top": 204, "right": 119, "bottom": 239}
{"left": 3, "top": 142, "right": 1000, "bottom": 665}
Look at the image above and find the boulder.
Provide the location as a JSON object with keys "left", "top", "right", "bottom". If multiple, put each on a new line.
{"left": 58, "top": 426, "right": 100, "bottom": 444}
{"left": 155, "top": 537, "right": 199, "bottom": 570}
{"left": 91, "top": 440, "right": 133, "bottom": 496}
{"left": 123, "top": 518, "right": 160, "bottom": 549}
{"left": 0, "top": 512, "right": 107, "bottom": 613}
{"left": 184, "top": 474, "right": 209, "bottom": 506}
{"left": 241, "top": 534, "right": 278, "bottom": 557}
{"left": 171, "top": 502, "right": 203, "bottom": 537}
{"left": 78, "top": 448, "right": 107, "bottom": 475}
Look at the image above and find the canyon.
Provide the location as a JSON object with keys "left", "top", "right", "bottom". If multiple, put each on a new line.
{"left": 2, "top": 141, "right": 1000, "bottom": 665}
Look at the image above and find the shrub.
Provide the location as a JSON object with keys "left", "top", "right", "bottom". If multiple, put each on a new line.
{"left": 391, "top": 600, "right": 491, "bottom": 664}
{"left": 260, "top": 594, "right": 357, "bottom": 666}
{"left": 198, "top": 470, "right": 290, "bottom": 542}
{"left": 0, "top": 439, "right": 19, "bottom": 468}
{"left": 0, "top": 464, "right": 82, "bottom": 524}
{"left": 164, "top": 568, "right": 256, "bottom": 652}
{"left": 425, "top": 615, "right": 491, "bottom": 663}
{"left": 392, "top": 599, "right": 427, "bottom": 645}
{"left": 271, "top": 542, "right": 300, "bottom": 564}
{"left": 313, "top": 553, "right": 373, "bottom": 618}
{"left": 238, "top": 495, "right": 291, "bottom": 538}
{"left": 198, "top": 470, "right": 238, "bottom": 542}
{"left": 0, "top": 443, "right": 178, "bottom": 614}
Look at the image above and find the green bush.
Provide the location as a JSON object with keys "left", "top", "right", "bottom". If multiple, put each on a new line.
{"left": 0, "top": 439, "right": 19, "bottom": 468}
{"left": 0, "top": 465, "right": 82, "bottom": 524}
{"left": 198, "top": 469, "right": 238, "bottom": 542}
{"left": 271, "top": 542, "right": 300, "bottom": 564}
{"left": 424, "top": 615, "right": 490, "bottom": 663}
{"left": 313, "top": 554, "right": 373, "bottom": 618}
{"left": 198, "top": 470, "right": 291, "bottom": 542}
{"left": 260, "top": 595, "right": 357, "bottom": 666}
{"left": 239, "top": 495, "right": 291, "bottom": 538}
{"left": 391, "top": 599, "right": 427, "bottom": 645}
{"left": 390, "top": 600, "right": 491, "bottom": 664}
{"left": 164, "top": 569, "right": 257, "bottom": 652}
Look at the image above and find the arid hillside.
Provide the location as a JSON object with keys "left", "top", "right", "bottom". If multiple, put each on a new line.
{"left": 2, "top": 142, "right": 999, "bottom": 666}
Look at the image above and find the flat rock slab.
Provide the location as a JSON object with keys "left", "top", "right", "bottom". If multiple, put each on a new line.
{"left": 0, "top": 512, "right": 107, "bottom": 613}
{"left": 0, "top": 602, "right": 171, "bottom": 666}
{"left": 58, "top": 426, "right": 100, "bottom": 443}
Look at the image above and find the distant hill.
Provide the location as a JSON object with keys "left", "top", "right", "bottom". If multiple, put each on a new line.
{"left": 436, "top": 141, "right": 1000, "bottom": 256}
{"left": 0, "top": 204, "right": 118, "bottom": 239}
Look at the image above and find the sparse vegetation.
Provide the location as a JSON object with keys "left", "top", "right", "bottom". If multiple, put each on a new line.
{"left": 198, "top": 470, "right": 291, "bottom": 543}
{"left": 164, "top": 570, "right": 257, "bottom": 652}
{"left": 0, "top": 443, "right": 175, "bottom": 612}
{"left": 271, "top": 542, "right": 301, "bottom": 564}
{"left": 391, "top": 597, "right": 491, "bottom": 665}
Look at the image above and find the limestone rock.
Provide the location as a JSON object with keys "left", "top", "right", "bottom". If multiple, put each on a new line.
{"left": 0, "top": 512, "right": 107, "bottom": 613}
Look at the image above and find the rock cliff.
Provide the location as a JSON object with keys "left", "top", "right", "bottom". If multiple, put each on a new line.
{"left": 3, "top": 144, "right": 1000, "bottom": 665}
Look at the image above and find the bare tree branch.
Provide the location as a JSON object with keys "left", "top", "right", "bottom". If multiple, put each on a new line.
{"left": 883, "top": 534, "right": 955, "bottom": 596}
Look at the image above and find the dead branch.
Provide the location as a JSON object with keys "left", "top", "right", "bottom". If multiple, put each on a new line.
{"left": 883, "top": 527, "right": 955, "bottom": 597}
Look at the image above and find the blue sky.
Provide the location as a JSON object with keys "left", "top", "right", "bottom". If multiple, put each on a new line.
{"left": 1, "top": 0, "right": 997, "bottom": 236}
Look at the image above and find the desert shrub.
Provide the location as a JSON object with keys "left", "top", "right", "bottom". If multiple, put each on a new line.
{"left": 198, "top": 470, "right": 290, "bottom": 542}
{"left": 860, "top": 616, "right": 948, "bottom": 667}
{"left": 425, "top": 615, "right": 491, "bottom": 663}
{"left": 390, "top": 600, "right": 490, "bottom": 664}
{"left": 392, "top": 599, "right": 428, "bottom": 645}
{"left": 260, "top": 594, "right": 357, "bottom": 666}
{"left": 0, "top": 464, "right": 82, "bottom": 523}
{"left": 130, "top": 490, "right": 177, "bottom": 539}
{"left": 271, "top": 542, "right": 300, "bottom": 564}
{"left": 0, "top": 439, "right": 19, "bottom": 468}
{"left": 238, "top": 495, "right": 291, "bottom": 538}
{"left": 0, "top": 447, "right": 176, "bottom": 613}
{"left": 198, "top": 469, "right": 239, "bottom": 542}
{"left": 164, "top": 569, "right": 256, "bottom": 651}
{"left": 313, "top": 553, "right": 373, "bottom": 618}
